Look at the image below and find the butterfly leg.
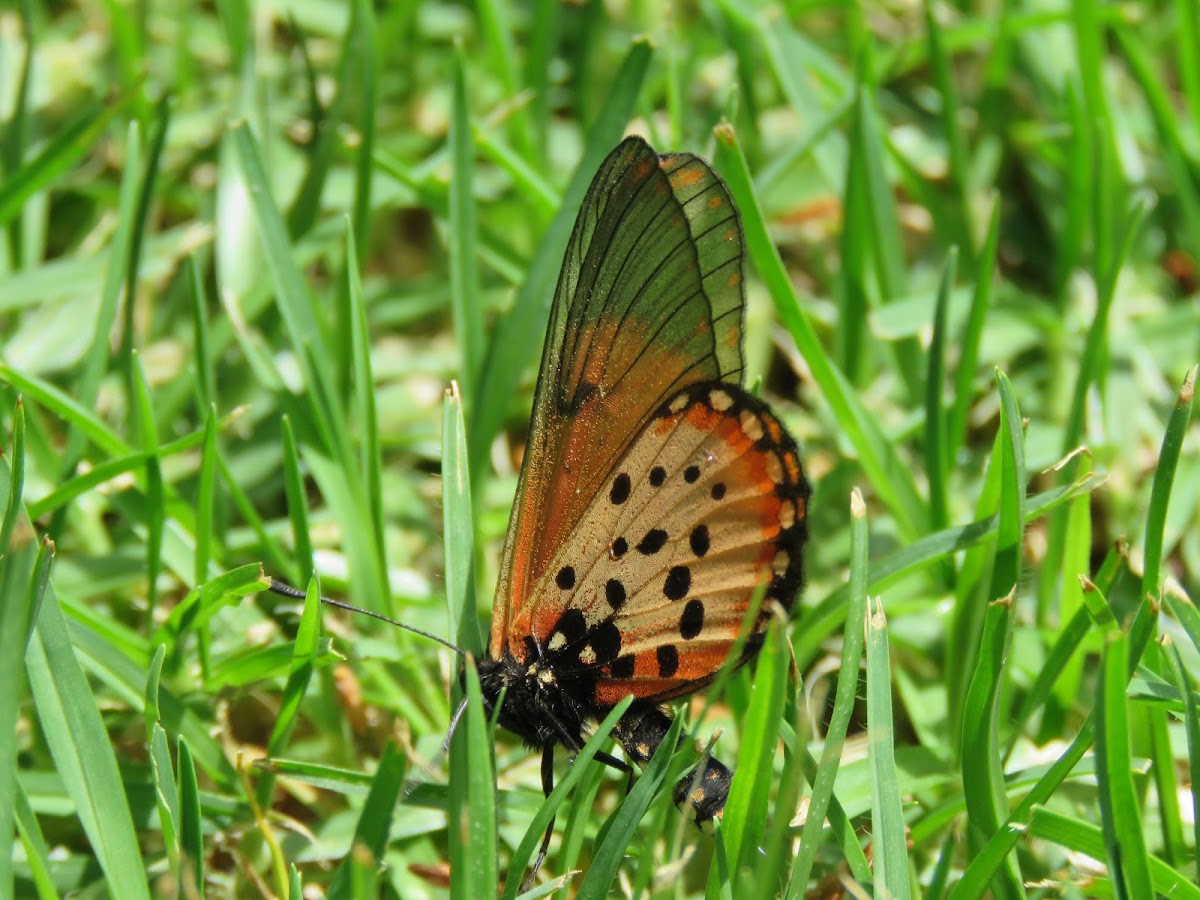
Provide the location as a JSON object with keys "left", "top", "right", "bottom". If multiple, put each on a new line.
{"left": 594, "top": 749, "right": 636, "bottom": 795}
{"left": 525, "top": 744, "right": 557, "bottom": 888}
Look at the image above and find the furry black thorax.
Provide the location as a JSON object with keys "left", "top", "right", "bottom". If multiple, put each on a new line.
{"left": 475, "top": 651, "right": 602, "bottom": 752}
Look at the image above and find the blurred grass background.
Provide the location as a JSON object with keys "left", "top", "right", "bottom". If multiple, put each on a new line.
{"left": 2, "top": 1, "right": 1199, "bottom": 898}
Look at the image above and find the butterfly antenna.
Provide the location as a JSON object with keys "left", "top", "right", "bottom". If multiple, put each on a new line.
{"left": 267, "top": 578, "right": 465, "bottom": 657}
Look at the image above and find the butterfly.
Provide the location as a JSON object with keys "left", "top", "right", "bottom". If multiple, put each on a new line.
{"left": 478, "top": 135, "right": 810, "bottom": 865}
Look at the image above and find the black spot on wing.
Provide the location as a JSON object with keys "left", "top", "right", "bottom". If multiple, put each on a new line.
{"left": 657, "top": 645, "right": 679, "bottom": 678}
{"left": 588, "top": 619, "right": 622, "bottom": 665}
{"left": 637, "top": 528, "right": 668, "bottom": 555}
{"left": 680, "top": 599, "right": 704, "bottom": 639}
{"left": 551, "top": 608, "right": 587, "bottom": 646}
{"left": 556, "top": 566, "right": 576, "bottom": 590}
{"left": 610, "top": 472, "right": 631, "bottom": 505}
{"left": 663, "top": 565, "right": 691, "bottom": 600}
{"left": 605, "top": 578, "right": 627, "bottom": 610}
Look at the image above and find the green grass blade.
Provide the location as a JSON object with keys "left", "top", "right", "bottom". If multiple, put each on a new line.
{"left": 837, "top": 87, "right": 872, "bottom": 386}
{"left": 55, "top": 119, "right": 143, "bottom": 506}
{"left": 0, "top": 6, "right": 34, "bottom": 265}
{"left": 578, "top": 713, "right": 681, "bottom": 900}
{"left": 256, "top": 576, "right": 321, "bottom": 808}
{"left": 1143, "top": 367, "right": 1197, "bottom": 599}
{"left": 0, "top": 98, "right": 126, "bottom": 229}
{"left": 1025, "top": 806, "right": 1200, "bottom": 900}
{"left": 195, "top": 406, "right": 218, "bottom": 598}
{"left": 989, "top": 369, "right": 1027, "bottom": 603}
{"left": 796, "top": 474, "right": 1103, "bottom": 670}
{"left": 443, "top": 383, "right": 480, "bottom": 653}
{"left": 448, "top": 659, "right": 499, "bottom": 900}
{"left": 187, "top": 255, "right": 216, "bottom": 413}
{"left": 721, "top": 611, "right": 788, "bottom": 884}
{"left": 230, "top": 123, "right": 338, "bottom": 451}
{"left": 177, "top": 737, "right": 203, "bottom": 895}
{"left": 797, "top": 745, "right": 872, "bottom": 884}
{"left": 1095, "top": 633, "right": 1153, "bottom": 899}
{"left": 1166, "top": 591, "right": 1200, "bottom": 658}
{"left": 349, "top": 0, "right": 377, "bottom": 264}
{"left": 499, "top": 696, "right": 633, "bottom": 900}
{"left": 950, "top": 592, "right": 1161, "bottom": 896}
{"left": 922, "top": 0, "right": 973, "bottom": 262}
{"left": 283, "top": 14, "right": 332, "bottom": 240}
{"left": 119, "top": 96, "right": 170, "bottom": 389}
{"left": 0, "top": 364, "right": 131, "bottom": 458}
{"left": 326, "top": 743, "right": 408, "bottom": 899}
{"left": 1177, "top": 0, "right": 1200, "bottom": 130}
{"left": 280, "top": 416, "right": 314, "bottom": 586}
{"left": 0, "top": 397, "right": 25, "bottom": 554}
{"left": 13, "top": 780, "right": 57, "bottom": 900}
{"left": 149, "top": 721, "right": 181, "bottom": 883}
{"left": 960, "top": 591, "right": 1022, "bottom": 900}
{"left": 866, "top": 596, "right": 910, "bottom": 899}
{"left": 1146, "top": 701, "right": 1186, "bottom": 865}
{"left": 788, "top": 488, "right": 870, "bottom": 894}
{"left": 450, "top": 48, "right": 485, "bottom": 406}
{"left": 0, "top": 416, "right": 33, "bottom": 894}
{"left": 344, "top": 226, "right": 384, "bottom": 561}
{"left": 924, "top": 249, "right": 956, "bottom": 537}
{"left": 26, "top": 588, "right": 152, "bottom": 900}
{"left": 947, "top": 197, "right": 999, "bottom": 466}
{"left": 1164, "top": 639, "right": 1200, "bottom": 860}
{"left": 131, "top": 351, "right": 164, "bottom": 619}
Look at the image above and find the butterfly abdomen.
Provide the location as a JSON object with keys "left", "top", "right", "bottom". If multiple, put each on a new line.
{"left": 614, "top": 706, "right": 733, "bottom": 829}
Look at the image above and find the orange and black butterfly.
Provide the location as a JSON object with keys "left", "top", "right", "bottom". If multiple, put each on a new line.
{"left": 480, "top": 136, "right": 810, "bottom": 844}
{"left": 272, "top": 134, "right": 809, "bottom": 871}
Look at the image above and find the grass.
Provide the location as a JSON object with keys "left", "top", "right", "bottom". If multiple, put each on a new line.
{"left": 3, "top": 1, "right": 1200, "bottom": 898}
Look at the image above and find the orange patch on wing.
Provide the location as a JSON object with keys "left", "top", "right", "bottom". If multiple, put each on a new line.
{"left": 675, "top": 644, "right": 736, "bottom": 679}
{"left": 652, "top": 410, "right": 683, "bottom": 437}
{"left": 670, "top": 166, "right": 705, "bottom": 188}
{"left": 783, "top": 451, "right": 801, "bottom": 481}
{"left": 596, "top": 679, "right": 682, "bottom": 705}
{"left": 529, "top": 604, "right": 562, "bottom": 645}
{"left": 714, "top": 413, "right": 753, "bottom": 456}
{"left": 708, "top": 195, "right": 724, "bottom": 209}
{"left": 686, "top": 401, "right": 723, "bottom": 432}
{"left": 765, "top": 417, "right": 783, "bottom": 444}
{"left": 727, "top": 271, "right": 742, "bottom": 289}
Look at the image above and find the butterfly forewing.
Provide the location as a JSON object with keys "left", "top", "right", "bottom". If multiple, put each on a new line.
{"left": 492, "top": 137, "right": 748, "bottom": 660}
{"left": 520, "top": 382, "right": 809, "bottom": 707}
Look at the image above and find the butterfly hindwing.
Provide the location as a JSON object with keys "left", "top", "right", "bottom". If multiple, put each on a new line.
{"left": 491, "top": 138, "right": 747, "bottom": 662}
{"left": 525, "top": 382, "right": 809, "bottom": 708}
